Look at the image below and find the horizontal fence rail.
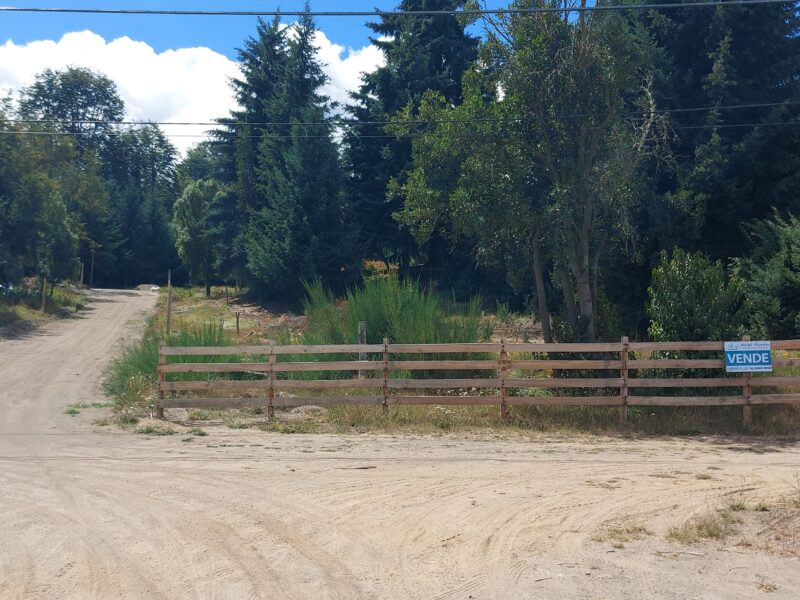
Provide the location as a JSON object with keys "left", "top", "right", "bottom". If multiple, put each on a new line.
{"left": 156, "top": 337, "right": 800, "bottom": 425}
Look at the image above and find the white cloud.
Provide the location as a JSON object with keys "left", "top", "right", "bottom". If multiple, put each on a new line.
{"left": 312, "top": 30, "right": 384, "bottom": 108}
{"left": 0, "top": 29, "right": 384, "bottom": 155}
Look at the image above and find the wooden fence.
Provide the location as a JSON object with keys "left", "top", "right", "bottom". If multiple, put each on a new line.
{"left": 157, "top": 338, "right": 800, "bottom": 426}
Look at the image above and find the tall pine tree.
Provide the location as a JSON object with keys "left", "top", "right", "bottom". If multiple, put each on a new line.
{"left": 343, "top": 0, "right": 478, "bottom": 271}
{"left": 241, "top": 10, "right": 356, "bottom": 297}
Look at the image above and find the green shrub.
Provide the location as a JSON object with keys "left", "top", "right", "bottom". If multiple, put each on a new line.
{"left": 647, "top": 248, "right": 746, "bottom": 341}
{"left": 735, "top": 213, "right": 800, "bottom": 339}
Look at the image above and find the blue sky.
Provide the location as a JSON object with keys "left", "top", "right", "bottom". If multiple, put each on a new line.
{"left": 0, "top": 1, "right": 506, "bottom": 153}
{"left": 2, "top": 1, "right": 504, "bottom": 58}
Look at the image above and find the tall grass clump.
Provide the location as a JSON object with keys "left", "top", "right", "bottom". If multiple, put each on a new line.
{"left": 296, "top": 277, "right": 493, "bottom": 381}
{"left": 301, "top": 276, "right": 492, "bottom": 345}
{"left": 104, "top": 319, "right": 232, "bottom": 424}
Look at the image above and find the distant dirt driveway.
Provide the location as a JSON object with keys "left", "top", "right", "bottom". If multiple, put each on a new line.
{"left": 1, "top": 289, "right": 799, "bottom": 599}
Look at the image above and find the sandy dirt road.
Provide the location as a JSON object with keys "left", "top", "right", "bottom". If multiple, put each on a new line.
{"left": 1, "top": 289, "right": 799, "bottom": 599}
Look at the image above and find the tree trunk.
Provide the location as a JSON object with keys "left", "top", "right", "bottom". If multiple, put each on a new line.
{"left": 574, "top": 259, "right": 596, "bottom": 341}
{"left": 532, "top": 243, "right": 553, "bottom": 343}
{"left": 557, "top": 262, "right": 579, "bottom": 335}
{"left": 205, "top": 280, "right": 211, "bottom": 298}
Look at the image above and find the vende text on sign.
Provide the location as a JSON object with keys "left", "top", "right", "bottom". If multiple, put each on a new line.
{"left": 724, "top": 341, "right": 773, "bottom": 373}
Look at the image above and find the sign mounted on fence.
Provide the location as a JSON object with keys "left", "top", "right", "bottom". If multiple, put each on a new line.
{"left": 724, "top": 341, "right": 773, "bottom": 373}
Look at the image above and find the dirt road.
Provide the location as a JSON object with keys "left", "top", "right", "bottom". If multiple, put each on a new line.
{"left": 1, "top": 289, "right": 799, "bottom": 599}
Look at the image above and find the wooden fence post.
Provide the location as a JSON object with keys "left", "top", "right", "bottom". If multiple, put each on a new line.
{"left": 268, "top": 344, "right": 276, "bottom": 419}
{"left": 382, "top": 337, "right": 389, "bottom": 412}
{"left": 236, "top": 312, "right": 240, "bottom": 336}
{"left": 500, "top": 337, "right": 509, "bottom": 420}
{"left": 358, "top": 321, "right": 367, "bottom": 379}
{"left": 157, "top": 341, "right": 166, "bottom": 419}
{"left": 620, "top": 336, "right": 629, "bottom": 424}
{"left": 166, "top": 269, "right": 173, "bottom": 339}
{"left": 742, "top": 335, "right": 753, "bottom": 428}
{"left": 40, "top": 276, "right": 47, "bottom": 312}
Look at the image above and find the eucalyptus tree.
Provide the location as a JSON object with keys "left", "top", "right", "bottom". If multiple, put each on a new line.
{"left": 396, "top": 3, "right": 670, "bottom": 340}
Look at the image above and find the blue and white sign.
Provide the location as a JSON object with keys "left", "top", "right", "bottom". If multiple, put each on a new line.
{"left": 724, "top": 341, "right": 773, "bottom": 373}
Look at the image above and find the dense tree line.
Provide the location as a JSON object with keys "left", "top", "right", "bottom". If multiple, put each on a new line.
{"left": 3, "top": 1, "right": 800, "bottom": 342}
{"left": 0, "top": 67, "right": 179, "bottom": 288}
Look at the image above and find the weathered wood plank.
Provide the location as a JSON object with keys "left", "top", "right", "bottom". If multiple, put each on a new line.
{"left": 771, "top": 340, "right": 800, "bottom": 350}
{"left": 628, "top": 378, "right": 746, "bottom": 388}
{"left": 504, "top": 378, "right": 624, "bottom": 389}
{"left": 773, "top": 358, "right": 800, "bottom": 368}
{"left": 507, "top": 396, "right": 623, "bottom": 406}
{"left": 750, "top": 376, "right": 800, "bottom": 388}
{"left": 161, "top": 397, "right": 267, "bottom": 409}
{"left": 628, "top": 395, "right": 745, "bottom": 406}
{"left": 511, "top": 360, "right": 624, "bottom": 370}
{"left": 628, "top": 359, "right": 724, "bottom": 369}
{"left": 386, "top": 379, "right": 500, "bottom": 389}
{"left": 159, "top": 392, "right": 800, "bottom": 410}
{"left": 271, "top": 344, "right": 384, "bottom": 355}
{"left": 162, "top": 345, "right": 269, "bottom": 356}
{"left": 273, "top": 396, "right": 383, "bottom": 407}
{"left": 274, "top": 379, "right": 383, "bottom": 390}
{"left": 628, "top": 341, "right": 723, "bottom": 351}
{"left": 273, "top": 361, "right": 383, "bottom": 373}
{"left": 747, "top": 393, "right": 800, "bottom": 404}
{"left": 387, "top": 343, "right": 501, "bottom": 353}
{"left": 160, "top": 363, "right": 269, "bottom": 374}
{"left": 505, "top": 342, "right": 623, "bottom": 353}
{"left": 386, "top": 360, "right": 498, "bottom": 370}
{"left": 390, "top": 396, "right": 500, "bottom": 405}
{"left": 160, "top": 380, "right": 269, "bottom": 392}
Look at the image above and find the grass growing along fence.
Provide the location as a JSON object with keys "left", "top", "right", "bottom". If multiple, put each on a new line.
{"left": 301, "top": 277, "right": 492, "bottom": 346}
{"left": 295, "top": 277, "right": 495, "bottom": 379}
{"left": 103, "top": 284, "right": 800, "bottom": 435}
{"left": 103, "top": 318, "right": 232, "bottom": 424}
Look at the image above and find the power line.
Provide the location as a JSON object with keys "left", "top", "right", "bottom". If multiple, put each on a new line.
{"left": 4, "top": 101, "right": 799, "bottom": 129}
{"left": 0, "top": 0, "right": 792, "bottom": 18}
{"left": 2, "top": 120, "right": 799, "bottom": 140}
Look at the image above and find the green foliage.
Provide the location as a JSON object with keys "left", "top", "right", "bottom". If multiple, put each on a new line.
{"left": 344, "top": 0, "right": 478, "bottom": 269}
{"left": 644, "top": 2, "right": 800, "bottom": 258}
{"left": 173, "top": 179, "right": 218, "bottom": 295}
{"left": 736, "top": 214, "right": 800, "bottom": 339}
{"left": 394, "top": 11, "right": 667, "bottom": 340}
{"left": 647, "top": 249, "right": 745, "bottom": 341}
{"left": 1, "top": 68, "right": 178, "bottom": 289}
{"left": 301, "top": 276, "right": 490, "bottom": 345}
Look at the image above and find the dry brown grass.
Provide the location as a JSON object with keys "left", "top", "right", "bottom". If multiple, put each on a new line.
{"left": 667, "top": 510, "right": 741, "bottom": 544}
{"left": 592, "top": 522, "right": 652, "bottom": 548}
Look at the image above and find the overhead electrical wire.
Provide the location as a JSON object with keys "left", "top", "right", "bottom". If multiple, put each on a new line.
{"left": 3, "top": 100, "right": 799, "bottom": 129}
{"left": 1, "top": 120, "right": 799, "bottom": 140}
{"left": 0, "top": 0, "right": 793, "bottom": 17}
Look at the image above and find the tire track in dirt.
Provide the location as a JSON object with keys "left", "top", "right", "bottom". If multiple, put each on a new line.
{"left": 1, "top": 289, "right": 799, "bottom": 599}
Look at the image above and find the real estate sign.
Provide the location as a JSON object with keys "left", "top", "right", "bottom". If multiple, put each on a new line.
{"left": 724, "top": 341, "right": 773, "bottom": 373}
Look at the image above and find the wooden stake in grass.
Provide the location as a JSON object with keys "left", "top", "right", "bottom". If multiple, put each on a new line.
{"left": 268, "top": 344, "right": 276, "bottom": 419}
{"left": 358, "top": 321, "right": 367, "bottom": 379}
{"left": 166, "top": 269, "right": 173, "bottom": 340}
{"left": 500, "top": 337, "right": 508, "bottom": 420}
{"left": 382, "top": 337, "right": 389, "bottom": 413}
{"left": 40, "top": 276, "right": 47, "bottom": 312}
{"left": 620, "top": 336, "right": 629, "bottom": 424}
{"left": 157, "top": 341, "right": 166, "bottom": 419}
